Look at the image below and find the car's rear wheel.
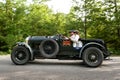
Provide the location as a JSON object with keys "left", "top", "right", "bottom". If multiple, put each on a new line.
{"left": 39, "top": 39, "right": 59, "bottom": 58}
{"left": 82, "top": 47, "right": 104, "bottom": 67}
{"left": 11, "top": 46, "right": 30, "bottom": 65}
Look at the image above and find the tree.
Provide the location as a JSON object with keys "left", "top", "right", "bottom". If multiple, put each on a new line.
{"left": 72, "top": 0, "right": 120, "bottom": 50}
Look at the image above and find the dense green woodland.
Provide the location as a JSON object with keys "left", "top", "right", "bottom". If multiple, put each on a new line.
{"left": 0, "top": 0, "right": 120, "bottom": 55}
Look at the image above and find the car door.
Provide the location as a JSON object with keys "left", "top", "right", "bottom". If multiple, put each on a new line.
{"left": 59, "top": 39, "right": 74, "bottom": 51}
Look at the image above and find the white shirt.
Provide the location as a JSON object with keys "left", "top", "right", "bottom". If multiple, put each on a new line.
{"left": 70, "top": 34, "right": 82, "bottom": 48}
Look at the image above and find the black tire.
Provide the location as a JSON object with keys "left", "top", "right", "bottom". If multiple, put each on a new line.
{"left": 82, "top": 47, "right": 104, "bottom": 67}
{"left": 11, "top": 46, "right": 30, "bottom": 65}
{"left": 39, "top": 39, "right": 59, "bottom": 58}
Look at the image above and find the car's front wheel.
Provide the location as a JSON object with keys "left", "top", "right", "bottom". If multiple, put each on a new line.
{"left": 11, "top": 46, "right": 30, "bottom": 65}
{"left": 82, "top": 47, "right": 104, "bottom": 67}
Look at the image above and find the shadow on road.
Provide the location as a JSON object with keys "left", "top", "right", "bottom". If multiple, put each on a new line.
{"left": 28, "top": 60, "right": 86, "bottom": 67}
{"left": 27, "top": 59, "right": 116, "bottom": 68}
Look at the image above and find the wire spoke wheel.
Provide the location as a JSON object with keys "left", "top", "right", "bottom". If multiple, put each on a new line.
{"left": 83, "top": 47, "right": 103, "bottom": 67}
{"left": 11, "top": 46, "right": 29, "bottom": 65}
{"left": 39, "top": 39, "right": 59, "bottom": 58}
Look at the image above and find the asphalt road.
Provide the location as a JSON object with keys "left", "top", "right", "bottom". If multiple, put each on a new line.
{"left": 0, "top": 55, "right": 120, "bottom": 80}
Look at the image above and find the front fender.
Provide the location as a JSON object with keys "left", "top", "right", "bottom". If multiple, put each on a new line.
{"left": 79, "top": 42, "right": 107, "bottom": 58}
{"left": 16, "top": 42, "right": 33, "bottom": 60}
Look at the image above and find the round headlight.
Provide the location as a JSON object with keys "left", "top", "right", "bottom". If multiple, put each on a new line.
{"left": 25, "top": 36, "right": 30, "bottom": 44}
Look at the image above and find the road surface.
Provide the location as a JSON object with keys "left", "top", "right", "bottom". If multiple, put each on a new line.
{"left": 0, "top": 55, "right": 120, "bottom": 80}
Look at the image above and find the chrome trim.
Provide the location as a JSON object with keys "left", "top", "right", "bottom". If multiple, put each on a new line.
{"left": 25, "top": 36, "right": 31, "bottom": 44}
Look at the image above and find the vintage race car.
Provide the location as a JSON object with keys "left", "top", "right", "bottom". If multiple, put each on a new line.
{"left": 11, "top": 31, "right": 110, "bottom": 67}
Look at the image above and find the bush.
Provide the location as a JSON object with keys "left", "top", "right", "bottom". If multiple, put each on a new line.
{"left": 108, "top": 48, "right": 120, "bottom": 56}
{"left": 0, "top": 51, "right": 8, "bottom": 55}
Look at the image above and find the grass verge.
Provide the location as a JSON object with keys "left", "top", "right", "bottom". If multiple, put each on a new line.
{"left": 0, "top": 52, "right": 9, "bottom": 55}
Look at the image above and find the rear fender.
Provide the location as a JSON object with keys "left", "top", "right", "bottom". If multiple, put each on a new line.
{"left": 79, "top": 42, "right": 106, "bottom": 58}
{"left": 16, "top": 42, "right": 33, "bottom": 60}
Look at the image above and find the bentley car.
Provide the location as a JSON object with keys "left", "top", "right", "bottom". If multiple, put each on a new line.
{"left": 11, "top": 30, "right": 110, "bottom": 67}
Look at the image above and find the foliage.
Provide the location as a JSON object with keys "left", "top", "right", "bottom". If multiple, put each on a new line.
{"left": 0, "top": 51, "right": 8, "bottom": 55}
{"left": 72, "top": 0, "right": 120, "bottom": 55}
{"left": 0, "top": 0, "right": 120, "bottom": 55}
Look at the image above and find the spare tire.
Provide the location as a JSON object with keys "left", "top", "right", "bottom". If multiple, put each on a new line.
{"left": 39, "top": 39, "right": 59, "bottom": 58}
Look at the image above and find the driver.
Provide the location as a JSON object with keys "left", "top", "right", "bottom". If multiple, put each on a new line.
{"left": 69, "top": 30, "right": 82, "bottom": 49}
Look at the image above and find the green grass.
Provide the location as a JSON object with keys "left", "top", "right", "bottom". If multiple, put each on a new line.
{"left": 0, "top": 52, "right": 9, "bottom": 55}
{"left": 108, "top": 48, "right": 120, "bottom": 56}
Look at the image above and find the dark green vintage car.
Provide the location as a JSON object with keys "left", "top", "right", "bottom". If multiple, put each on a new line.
{"left": 11, "top": 32, "right": 110, "bottom": 67}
